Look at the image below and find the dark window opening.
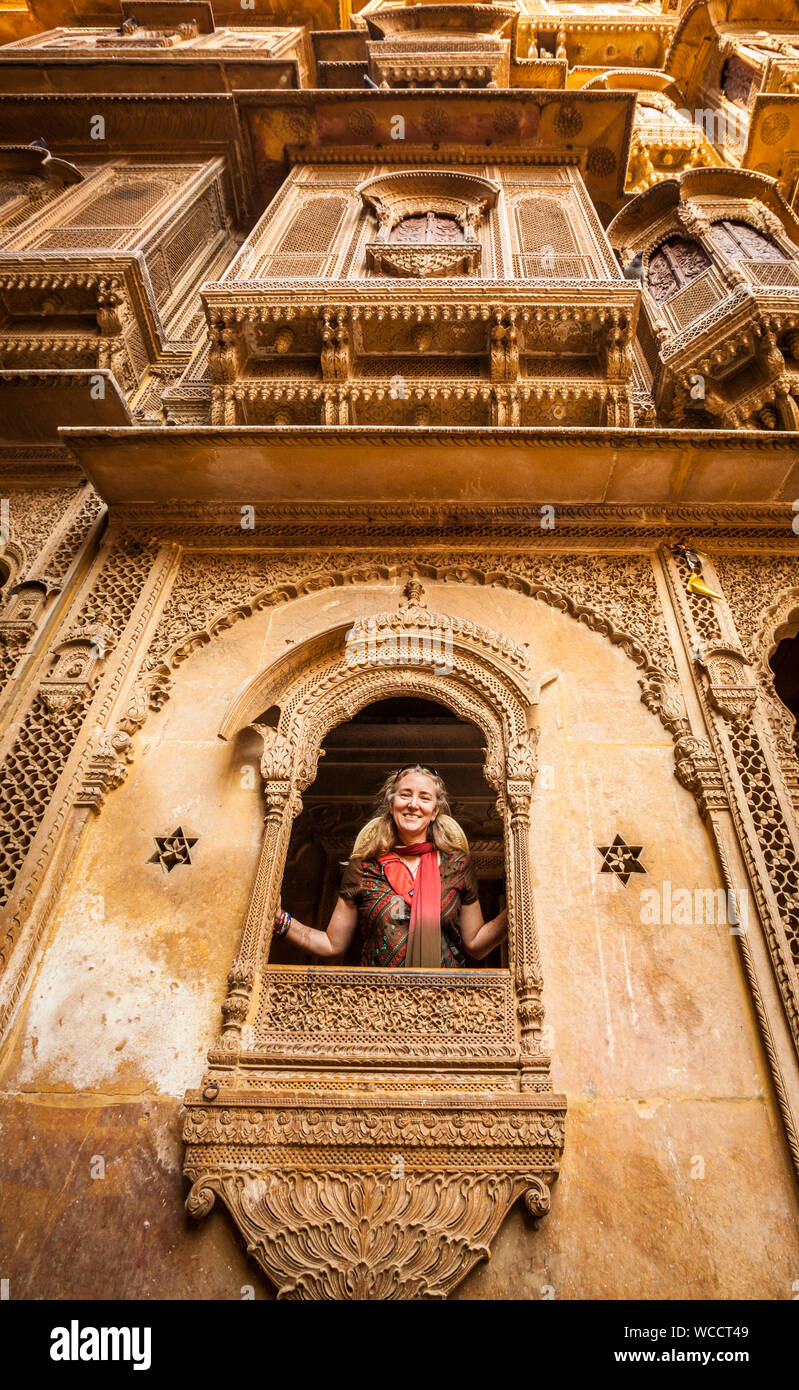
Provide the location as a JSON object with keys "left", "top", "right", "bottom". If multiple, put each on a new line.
{"left": 721, "top": 55, "right": 757, "bottom": 109}
{"left": 274, "top": 695, "right": 506, "bottom": 969}
{"left": 770, "top": 632, "right": 799, "bottom": 746}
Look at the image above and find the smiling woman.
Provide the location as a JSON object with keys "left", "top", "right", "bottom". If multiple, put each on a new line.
{"left": 274, "top": 765, "right": 507, "bottom": 969}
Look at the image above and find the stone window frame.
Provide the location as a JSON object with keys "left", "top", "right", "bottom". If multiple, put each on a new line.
{"left": 212, "top": 597, "right": 547, "bottom": 1086}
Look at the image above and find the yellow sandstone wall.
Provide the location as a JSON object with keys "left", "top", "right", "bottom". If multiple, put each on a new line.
{"left": 1, "top": 580, "right": 798, "bottom": 1298}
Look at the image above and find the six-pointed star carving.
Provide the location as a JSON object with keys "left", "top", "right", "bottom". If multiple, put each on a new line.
{"left": 149, "top": 826, "right": 198, "bottom": 872}
{"left": 596, "top": 834, "right": 646, "bottom": 886}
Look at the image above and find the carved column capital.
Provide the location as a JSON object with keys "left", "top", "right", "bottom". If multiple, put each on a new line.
{"left": 673, "top": 733, "right": 727, "bottom": 818}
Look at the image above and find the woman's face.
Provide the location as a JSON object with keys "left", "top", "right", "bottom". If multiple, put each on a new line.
{"left": 390, "top": 772, "right": 439, "bottom": 842}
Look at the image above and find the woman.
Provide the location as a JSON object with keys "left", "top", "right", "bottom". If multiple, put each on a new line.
{"left": 273, "top": 764, "right": 508, "bottom": 968}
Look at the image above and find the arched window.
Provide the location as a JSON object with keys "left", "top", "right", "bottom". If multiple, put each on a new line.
{"left": 273, "top": 695, "right": 505, "bottom": 970}
{"left": 646, "top": 235, "right": 711, "bottom": 303}
{"left": 770, "top": 629, "right": 799, "bottom": 743}
{"left": 389, "top": 212, "right": 464, "bottom": 245}
{"left": 710, "top": 219, "right": 788, "bottom": 263}
{"left": 0, "top": 559, "right": 9, "bottom": 597}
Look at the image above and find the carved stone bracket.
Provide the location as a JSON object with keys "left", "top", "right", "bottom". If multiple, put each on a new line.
{"left": 75, "top": 725, "right": 135, "bottom": 811}
{"left": 695, "top": 643, "right": 759, "bottom": 722}
{"left": 673, "top": 733, "right": 727, "bottom": 818}
{"left": 183, "top": 1092, "right": 566, "bottom": 1300}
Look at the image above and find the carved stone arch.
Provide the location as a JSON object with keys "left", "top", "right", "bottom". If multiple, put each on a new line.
{"left": 218, "top": 585, "right": 540, "bottom": 985}
{"left": 752, "top": 586, "right": 799, "bottom": 758}
{"left": 356, "top": 169, "right": 500, "bottom": 238}
{"left": 183, "top": 583, "right": 565, "bottom": 1300}
{"left": 281, "top": 662, "right": 520, "bottom": 802}
{"left": 133, "top": 558, "right": 675, "bottom": 755}
{"left": 756, "top": 586, "right": 799, "bottom": 673}
{"left": 0, "top": 573, "right": 60, "bottom": 648}
{"left": 0, "top": 541, "right": 26, "bottom": 597}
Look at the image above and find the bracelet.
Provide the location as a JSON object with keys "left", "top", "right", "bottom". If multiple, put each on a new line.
{"left": 275, "top": 908, "right": 292, "bottom": 939}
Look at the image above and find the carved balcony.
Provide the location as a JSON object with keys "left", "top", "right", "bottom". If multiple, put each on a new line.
{"left": 0, "top": 251, "right": 185, "bottom": 398}
{"left": 366, "top": 37, "right": 510, "bottom": 90}
{"left": 181, "top": 587, "right": 566, "bottom": 1300}
{"left": 201, "top": 280, "right": 641, "bottom": 428}
{"left": 608, "top": 169, "right": 799, "bottom": 429}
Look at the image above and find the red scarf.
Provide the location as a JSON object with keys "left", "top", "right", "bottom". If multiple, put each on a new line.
{"left": 378, "top": 841, "right": 441, "bottom": 968}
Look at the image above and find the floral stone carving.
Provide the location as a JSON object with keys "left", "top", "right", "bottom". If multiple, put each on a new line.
{"left": 183, "top": 1093, "right": 566, "bottom": 1300}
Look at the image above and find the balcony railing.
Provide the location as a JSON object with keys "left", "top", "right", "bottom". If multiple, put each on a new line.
{"left": 512, "top": 253, "right": 595, "bottom": 279}
{"left": 231, "top": 251, "right": 339, "bottom": 280}
{"left": 738, "top": 258, "right": 799, "bottom": 290}
{"left": 651, "top": 257, "right": 799, "bottom": 340}
{"left": 654, "top": 267, "right": 726, "bottom": 335}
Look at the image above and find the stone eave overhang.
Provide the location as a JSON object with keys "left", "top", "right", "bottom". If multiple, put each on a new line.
{"left": 236, "top": 88, "right": 636, "bottom": 206}
{"left": 0, "top": 87, "right": 636, "bottom": 212}
{"left": 26, "top": 0, "right": 341, "bottom": 29}
{"left": 743, "top": 93, "right": 799, "bottom": 203}
{"left": 0, "top": 54, "right": 303, "bottom": 97}
{"left": 60, "top": 423, "right": 799, "bottom": 511}
{"left": 1, "top": 368, "right": 131, "bottom": 445}
{"left": 0, "top": 90, "right": 255, "bottom": 222}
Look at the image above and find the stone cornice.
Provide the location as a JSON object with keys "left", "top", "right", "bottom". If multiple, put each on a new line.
{"left": 61, "top": 423, "right": 799, "bottom": 511}
{"left": 61, "top": 422, "right": 799, "bottom": 450}
{"left": 85, "top": 498, "right": 799, "bottom": 548}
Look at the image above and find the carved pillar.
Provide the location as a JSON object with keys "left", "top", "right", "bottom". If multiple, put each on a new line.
{"left": 658, "top": 546, "right": 799, "bottom": 1180}
{"left": 506, "top": 779, "right": 546, "bottom": 1087}
{"left": 503, "top": 730, "right": 545, "bottom": 1088}
{"left": 215, "top": 725, "right": 300, "bottom": 1057}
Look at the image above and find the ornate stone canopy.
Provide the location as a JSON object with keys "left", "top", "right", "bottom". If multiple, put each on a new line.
{"left": 357, "top": 167, "right": 500, "bottom": 234}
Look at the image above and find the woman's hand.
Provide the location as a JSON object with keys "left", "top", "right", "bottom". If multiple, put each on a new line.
{"left": 270, "top": 895, "right": 359, "bottom": 959}
{"left": 459, "top": 901, "right": 508, "bottom": 960}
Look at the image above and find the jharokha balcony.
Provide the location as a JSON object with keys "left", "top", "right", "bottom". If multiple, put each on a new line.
{"left": 201, "top": 162, "right": 641, "bottom": 430}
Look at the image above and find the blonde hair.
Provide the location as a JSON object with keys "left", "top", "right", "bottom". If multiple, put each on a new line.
{"left": 349, "top": 765, "right": 469, "bottom": 862}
